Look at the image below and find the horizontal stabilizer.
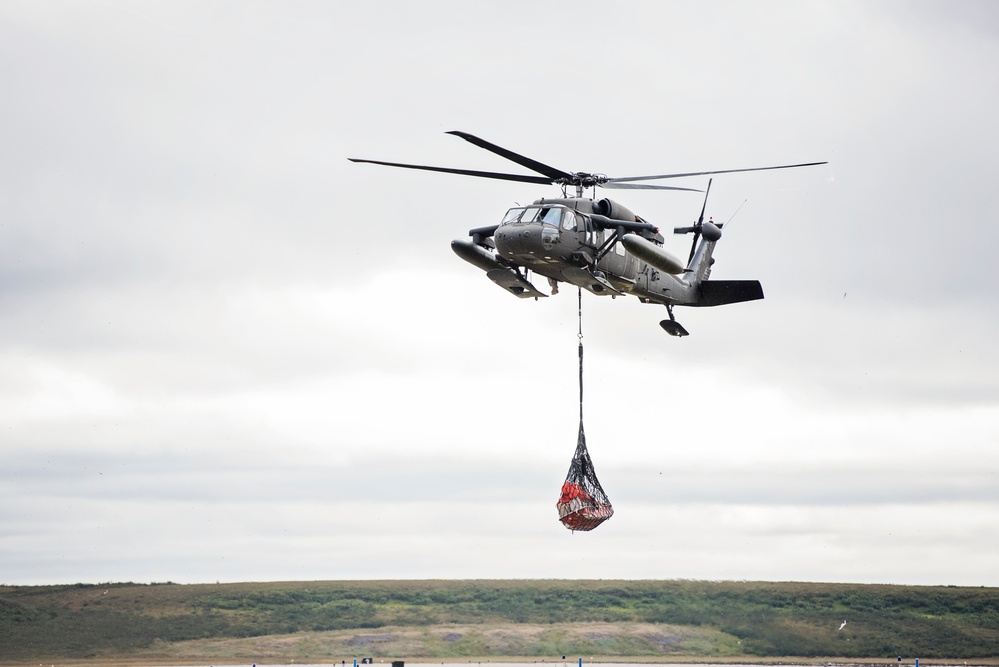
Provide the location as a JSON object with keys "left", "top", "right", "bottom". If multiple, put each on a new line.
{"left": 693, "top": 280, "right": 764, "bottom": 307}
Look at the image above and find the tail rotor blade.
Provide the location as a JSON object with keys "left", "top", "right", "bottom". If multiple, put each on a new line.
{"left": 687, "top": 230, "right": 700, "bottom": 264}
{"left": 697, "top": 178, "right": 712, "bottom": 226}
{"left": 687, "top": 179, "right": 714, "bottom": 263}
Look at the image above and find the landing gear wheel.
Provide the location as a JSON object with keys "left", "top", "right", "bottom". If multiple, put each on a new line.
{"left": 660, "top": 305, "right": 689, "bottom": 337}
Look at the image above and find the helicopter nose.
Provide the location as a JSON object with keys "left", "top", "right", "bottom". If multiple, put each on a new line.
{"left": 495, "top": 223, "right": 557, "bottom": 262}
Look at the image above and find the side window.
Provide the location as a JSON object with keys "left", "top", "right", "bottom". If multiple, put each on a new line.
{"left": 579, "top": 215, "right": 602, "bottom": 245}
{"left": 561, "top": 211, "right": 578, "bottom": 231}
{"left": 540, "top": 207, "right": 562, "bottom": 225}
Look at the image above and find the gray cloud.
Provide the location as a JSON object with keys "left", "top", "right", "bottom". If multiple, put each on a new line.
{"left": 1, "top": 0, "right": 998, "bottom": 586}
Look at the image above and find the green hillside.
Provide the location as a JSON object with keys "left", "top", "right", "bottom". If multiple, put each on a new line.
{"left": 2, "top": 579, "right": 998, "bottom": 664}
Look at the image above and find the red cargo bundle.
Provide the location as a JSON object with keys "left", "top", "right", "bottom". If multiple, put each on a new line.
{"left": 556, "top": 422, "right": 613, "bottom": 532}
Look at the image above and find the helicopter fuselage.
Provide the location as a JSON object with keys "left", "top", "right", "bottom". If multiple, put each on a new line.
{"left": 451, "top": 196, "right": 748, "bottom": 314}
{"left": 349, "top": 130, "right": 826, "bottom": 334}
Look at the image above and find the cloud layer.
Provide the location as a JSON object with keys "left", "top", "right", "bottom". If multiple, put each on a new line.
{"left": 2, "top": 0, "right": 998, "bottom": 586}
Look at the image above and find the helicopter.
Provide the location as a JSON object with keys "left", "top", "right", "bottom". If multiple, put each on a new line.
{"left": 350, "top": 131, "right": 825, "bottom": 336}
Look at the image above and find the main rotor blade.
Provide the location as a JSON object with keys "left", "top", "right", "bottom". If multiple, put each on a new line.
{"left": 347, "top": 158, "right": 553, "bottom": 184}
{"left": 606, "top": 161, "right": 828, "bottom": 183}
{"left": 600, "top": 182, "right": 702, "bottom": 192}
{"left": 446, "top": 131, "right": 573, "bottom": 182}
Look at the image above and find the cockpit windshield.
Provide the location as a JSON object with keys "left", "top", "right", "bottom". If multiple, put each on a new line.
{"left": 500, "top": 206, "right": 563, "bottom": 226}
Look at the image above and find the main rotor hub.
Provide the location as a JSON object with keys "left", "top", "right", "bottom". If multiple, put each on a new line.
{"left": 558, "top": 172, "right": 608, "bottom": 197}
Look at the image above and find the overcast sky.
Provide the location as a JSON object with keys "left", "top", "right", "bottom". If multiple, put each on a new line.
{"left": 2, "top": 0, "right": 998, "bottom": 587}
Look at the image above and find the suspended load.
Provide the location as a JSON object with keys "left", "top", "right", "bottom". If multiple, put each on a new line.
{"left": 556, "top": 288, "right": 613, "bottom": 531}
{"left": 557, "top": 422, "right": 614, "bottom": 531}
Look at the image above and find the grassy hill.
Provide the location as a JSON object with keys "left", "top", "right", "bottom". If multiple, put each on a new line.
{"left": 2, "top": 579, "right": 998, "bottom": 664}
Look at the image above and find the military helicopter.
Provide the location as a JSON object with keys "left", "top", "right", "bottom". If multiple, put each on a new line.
{"left": 350, "top": 131, "right": 825, "bottom": 336}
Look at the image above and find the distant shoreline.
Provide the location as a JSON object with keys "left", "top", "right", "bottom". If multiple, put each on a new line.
{"left": 3, "top": 581, "right": 998, "bottom": 665}
{"left": 3, "top": 659, "right": 999, "bottom": 667}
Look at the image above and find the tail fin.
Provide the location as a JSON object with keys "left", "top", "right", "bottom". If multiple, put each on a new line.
{"left": 677, "top": 180, "right": 762, "bottom": 308}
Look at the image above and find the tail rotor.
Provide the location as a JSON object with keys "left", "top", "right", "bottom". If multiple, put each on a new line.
{"left": 673, "top": 178, "right": 714, "bottom": 263}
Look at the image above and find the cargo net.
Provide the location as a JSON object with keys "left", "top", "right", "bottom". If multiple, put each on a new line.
{"left": 556, "top": 421, "right": 613, "bottom": 532}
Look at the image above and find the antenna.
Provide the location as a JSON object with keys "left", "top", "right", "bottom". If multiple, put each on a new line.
{"left": 721, "top": 198, "right": 748, "bottom": 229}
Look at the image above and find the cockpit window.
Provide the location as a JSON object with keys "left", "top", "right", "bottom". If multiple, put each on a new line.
{"left": 500, "top": 206, "right": 564, "bottom": 226}
{"left": 502, "top": 207, "right": 526, "bottom": 224}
